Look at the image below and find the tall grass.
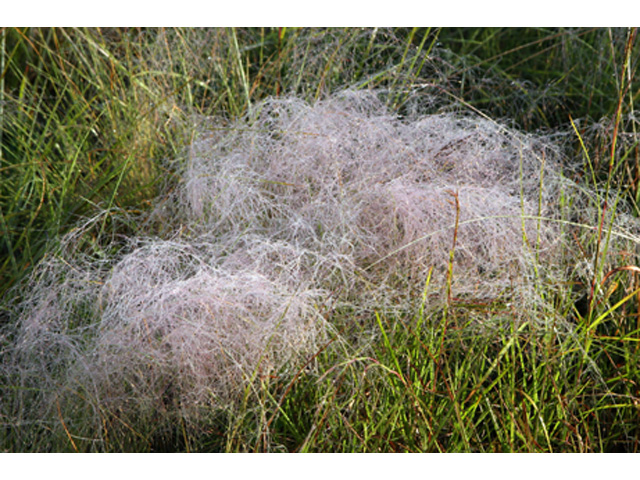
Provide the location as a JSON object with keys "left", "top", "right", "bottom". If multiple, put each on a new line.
{"left": 1, "top": 27, "right": 640, "bottom": 452}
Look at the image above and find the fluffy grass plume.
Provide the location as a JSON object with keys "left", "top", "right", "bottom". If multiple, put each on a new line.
{"left": 177, "top": 90, "right": 570, "bottom": 301}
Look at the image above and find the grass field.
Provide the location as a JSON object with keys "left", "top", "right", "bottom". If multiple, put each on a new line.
{"left": 1, "top": 27, "right": 640, "bottom": 452}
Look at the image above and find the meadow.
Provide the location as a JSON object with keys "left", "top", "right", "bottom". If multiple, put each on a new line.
{"left": 1, "top": 27, "right": 640, "bottom": 452}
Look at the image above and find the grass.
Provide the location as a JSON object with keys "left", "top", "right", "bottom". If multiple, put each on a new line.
{"left": 1, "top": 27, "right": 640, "bottom": 452}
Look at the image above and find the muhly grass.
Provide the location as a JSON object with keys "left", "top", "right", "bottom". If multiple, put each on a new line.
{"left": 2, "top": 89, "right": 640, "bottom": 451}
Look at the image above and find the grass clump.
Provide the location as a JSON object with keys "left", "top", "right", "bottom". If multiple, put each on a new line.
{"left": 175, "top": 90, "right": 567, "bottom": 303}
{"left": 2, "top": 28, "right": 640, "bottom": 452}
{"left": 1, "top": 212, "right": 327, "bottom": 451}
{"left": 4, "top": 88, "right": 636, "bottom": 451}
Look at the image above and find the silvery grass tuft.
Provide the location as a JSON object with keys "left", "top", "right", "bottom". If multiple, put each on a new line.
{"left": 175, "top": 90, "right": 571, "bottom": 302}
{"left": 3, "top": 89, "right": 639, "bottom": 446}
{"left": 2, "top": 215, "right": 327, "bottom": 444}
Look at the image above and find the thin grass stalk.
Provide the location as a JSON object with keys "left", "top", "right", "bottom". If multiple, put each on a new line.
{"left": 314, "top": 32, "right": 350, "bottom": 101}
{"left": 264, "top": 335, "right": 337, "bottom": 437}
{"left": 607, "top": 29, "right": 636, "bottom": 191}
{"left": 388, "top": 28, "right": 417, "bottom": 106}
{"left": 445, "top": 189, "right": 460, "bottom": 307}
{"left": 354, "top": 27, "right": 379, "bottom": 81}
{"left": 416, "top": 267, "right": 433, "bottom": 333}
{"left": 410, "top": 28, "right": 440, "bottom": 85}
{"left": 536, "top": 151, "right": 546, "bottom": 265}
{"left": 229, "top": 28, "right": 251, "bottom": 116}
{"left": 588, "top": 29, "right": 637, "bottom": 320}
{"left": 393, "top": 28, "right": 440, "bottom": 109}
{"left": 1, "top": 27, "right": 4, "bottom": 163}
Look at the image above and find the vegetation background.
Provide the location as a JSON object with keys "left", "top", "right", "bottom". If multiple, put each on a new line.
{"left": 1, "top": 27, "right": 640, "bottom": 452}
